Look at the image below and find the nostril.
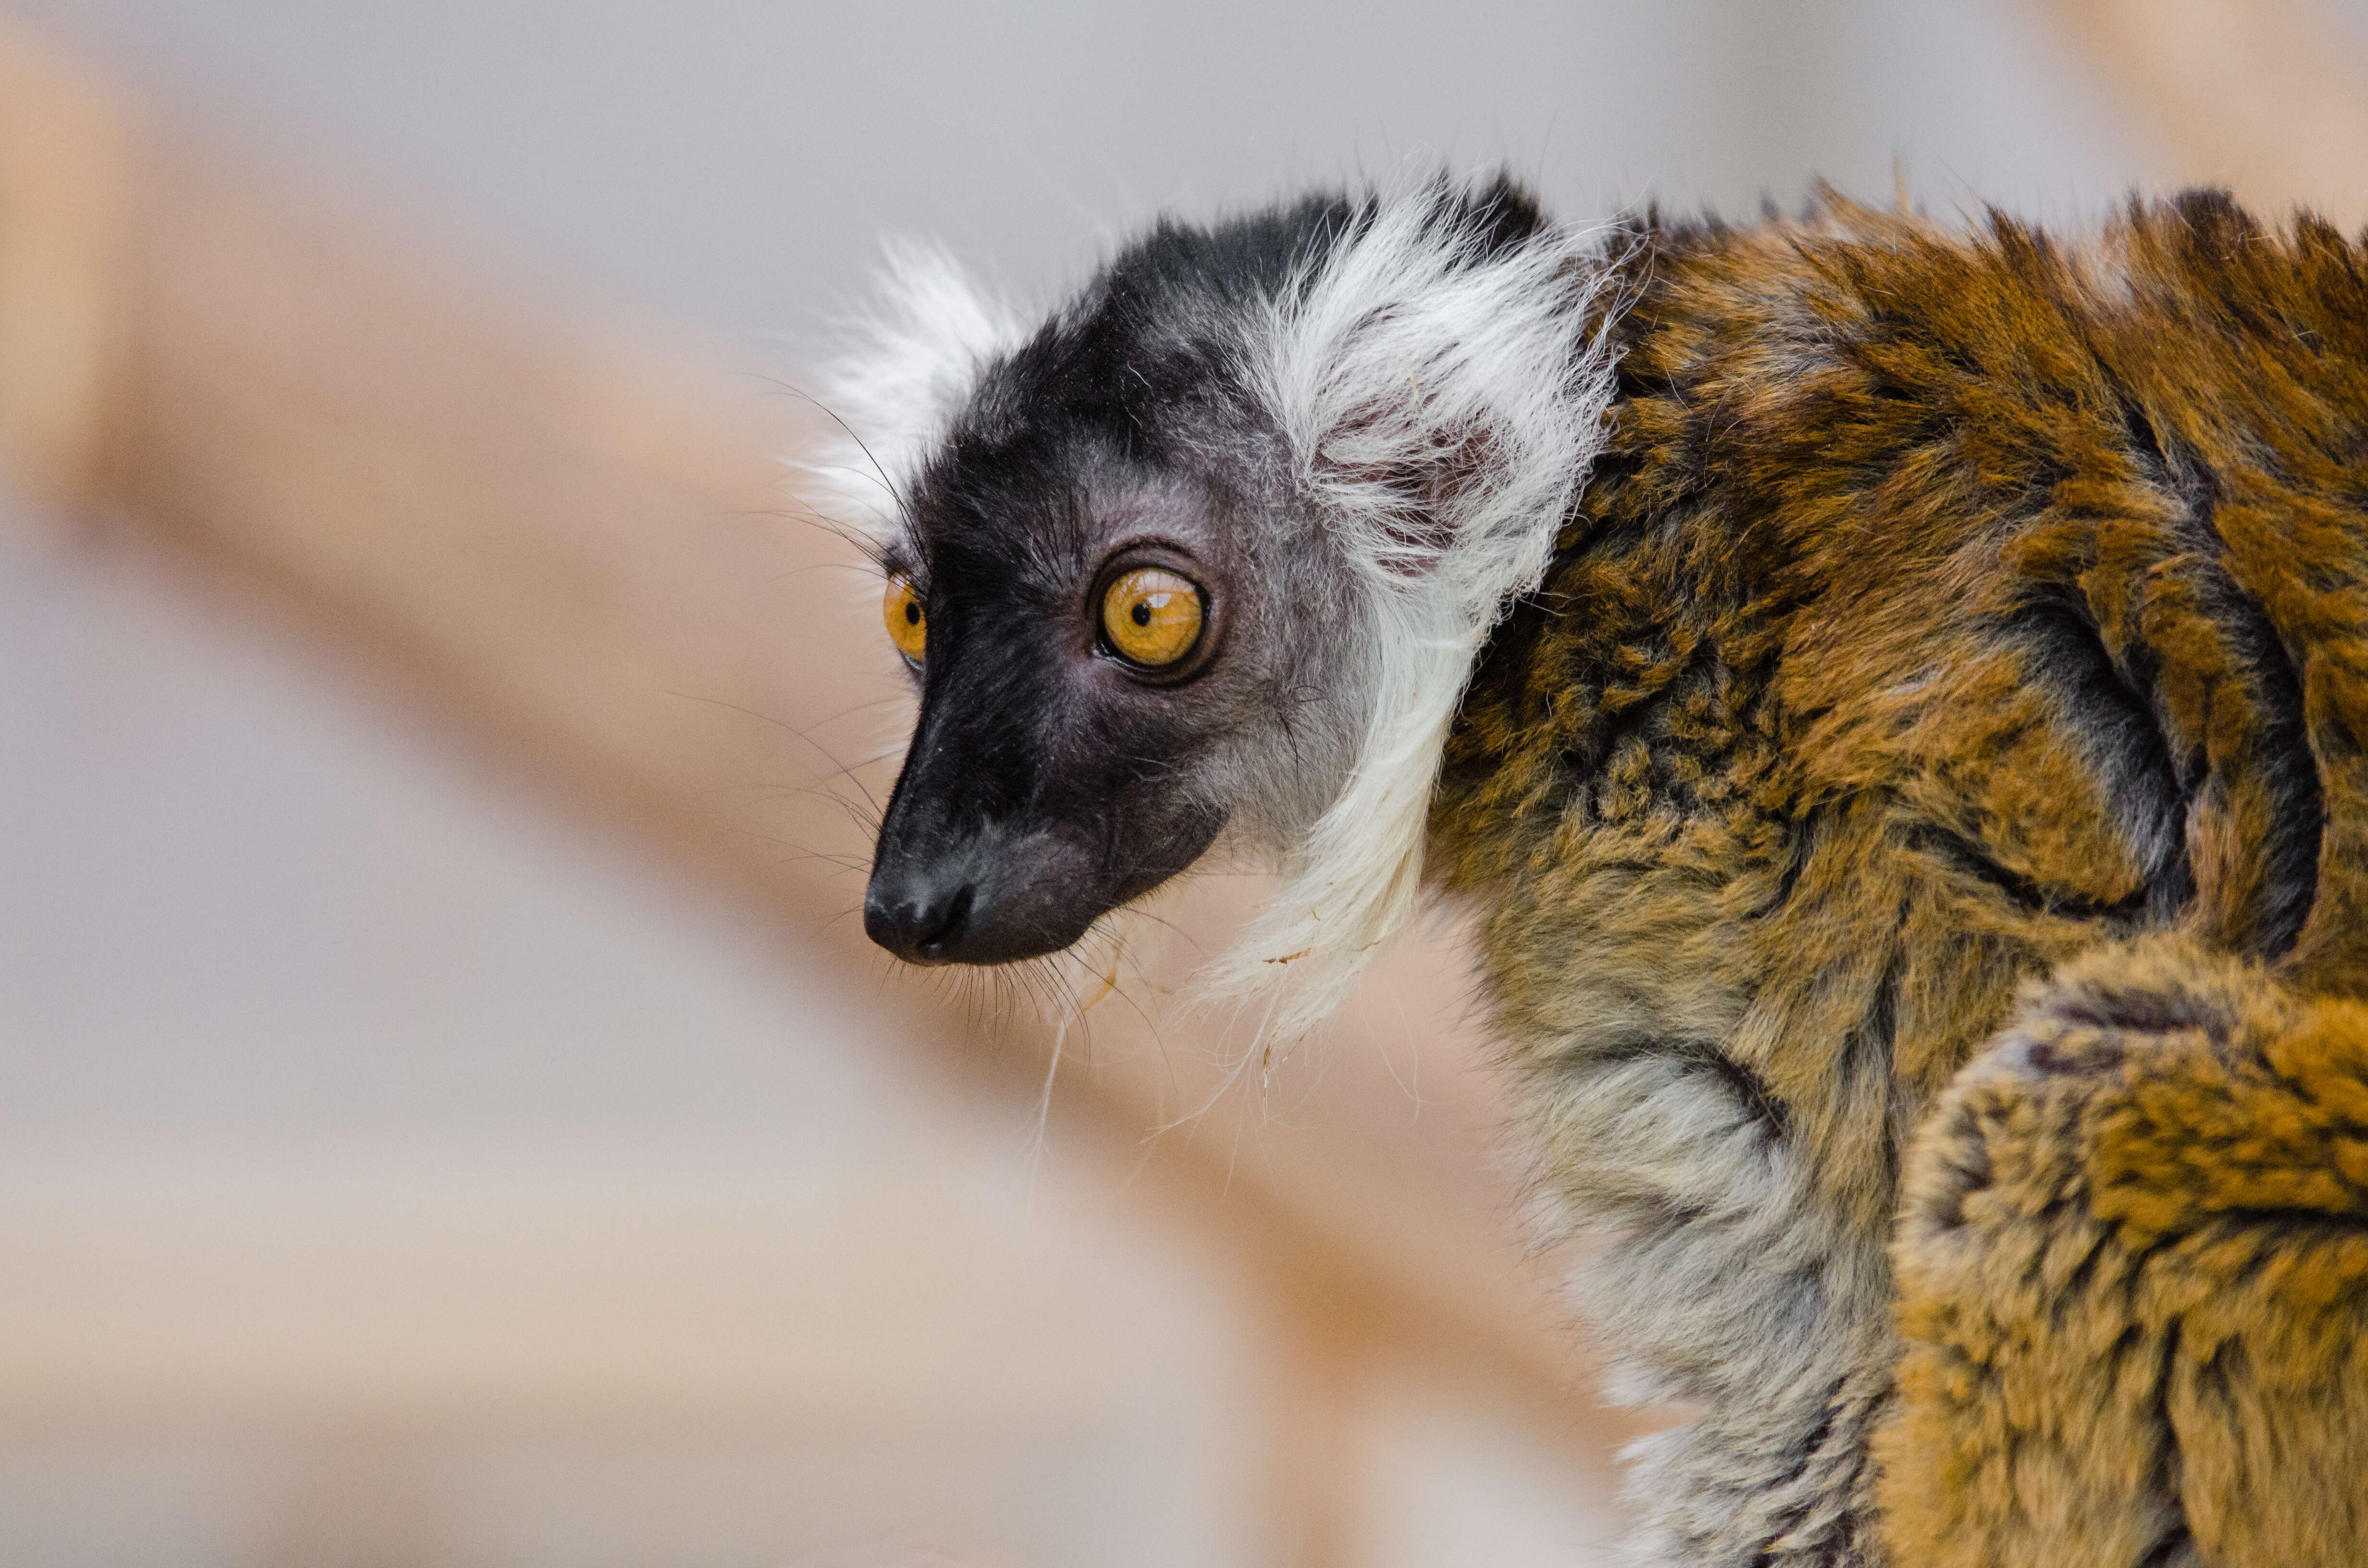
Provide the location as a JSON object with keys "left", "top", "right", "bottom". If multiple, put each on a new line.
{"left": 913, "top": 884, "right": 974, "bottom": 956}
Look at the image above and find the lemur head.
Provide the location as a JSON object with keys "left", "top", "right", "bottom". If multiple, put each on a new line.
{"left": 819, "top": 176, "right": 1619, "bottom": 1032}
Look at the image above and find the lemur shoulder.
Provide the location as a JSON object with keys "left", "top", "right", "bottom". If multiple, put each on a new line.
{"left": 827, "top": 179, "right": 2368, "bottom": 1567}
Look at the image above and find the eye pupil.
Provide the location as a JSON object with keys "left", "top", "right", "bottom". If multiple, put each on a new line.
{"left": 1132, "top": 603, "right": 1151, "bottom": 626}
{"left": 904, "top": 603, "right": 921, "bottom": 625}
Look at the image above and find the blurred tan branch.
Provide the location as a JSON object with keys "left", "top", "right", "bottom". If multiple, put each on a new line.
{"left": 0, "top": 27, "right": 134, "bottom": 506}
{"left": 0, "top": 18, "right": 1635, "bottom": 1567}
{"left": 2040, "top": 0, "right": 2368, "bottom": 225}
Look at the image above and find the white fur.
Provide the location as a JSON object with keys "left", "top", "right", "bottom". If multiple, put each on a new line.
{"left": 801, "top": 242, "right": 1026, "bottom": 550}
{"left": 1199, "top": 195, "right": 1623, "bottom": 1043}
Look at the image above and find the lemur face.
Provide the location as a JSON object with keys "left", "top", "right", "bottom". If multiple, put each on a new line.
{"left": 844, "top": 180, "right": 1611, "bottom": 1011}
{"left": 860, "top": 458, "right": 1265, "bottom": 967}
{"left": 859, "top": 199, "right": 1370, "bottom": 966}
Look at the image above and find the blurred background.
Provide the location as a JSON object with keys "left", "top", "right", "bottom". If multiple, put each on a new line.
{"left": 0, "top": 3, "right": 2359, "bottom": 1565}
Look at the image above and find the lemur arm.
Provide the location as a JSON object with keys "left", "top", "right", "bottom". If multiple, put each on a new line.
{"left": 1878, "top": 933, "right": 2368, "bottom": 1567}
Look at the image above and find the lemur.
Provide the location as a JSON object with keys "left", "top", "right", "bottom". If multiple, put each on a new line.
{"left": 822, "top": 178, "right": 2368, "bottom": 1566}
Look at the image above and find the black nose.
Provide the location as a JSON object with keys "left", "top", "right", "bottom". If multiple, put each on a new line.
{"left": 863, "top": 878, "right": 975, "bottom": 965}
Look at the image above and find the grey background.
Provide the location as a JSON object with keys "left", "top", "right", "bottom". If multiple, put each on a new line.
{"left": 22, "top": 0, "right": 2163, "bottom": 339}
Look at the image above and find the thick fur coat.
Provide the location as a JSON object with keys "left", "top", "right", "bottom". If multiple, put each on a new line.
{"left": 1432, "top": 191, "right": 2368, "bottom": 1564}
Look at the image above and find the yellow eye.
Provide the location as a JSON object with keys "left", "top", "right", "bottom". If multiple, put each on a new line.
{"left": 883, "top": 576, "right": 926, "bottom": 665}
{"left": 1100, "top": 567, "right": 1205, "bottom": 668}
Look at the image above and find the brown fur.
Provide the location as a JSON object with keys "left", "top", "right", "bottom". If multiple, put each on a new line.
{"left": 1884, "top": 935, "right": 2368, "bottom": 1566}
{"left": 1429, "top": 191, "right": 2368, "bottom": 1562}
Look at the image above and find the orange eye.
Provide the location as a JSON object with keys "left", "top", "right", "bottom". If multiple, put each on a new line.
{"left": 1099, "top": 567, "right": 1204, "bottom": 668}
{"left": 882, "top": 576, "right": 926, "bottom": 666}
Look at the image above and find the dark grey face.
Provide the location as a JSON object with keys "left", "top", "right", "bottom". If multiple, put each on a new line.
{"left": 860, "top": 197, "right": 1373, "bottom": 966}
{"left": 863, "top": 466, "right": 1246, "bottom": 965}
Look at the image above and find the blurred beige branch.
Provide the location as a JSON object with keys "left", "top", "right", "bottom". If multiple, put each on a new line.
{"left": 0, "top": 15, "right": 1636, "bottom": 1566}
{"left": 0, "top": 24, "right": 134, "bottom": 507}
{"left": 2041, "top": 0, "right": 2368, "bottom": 224}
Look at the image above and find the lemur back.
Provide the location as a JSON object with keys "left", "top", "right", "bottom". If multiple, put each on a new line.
{"left": 1432, "top": 191, "right": 2368, "bottom": 1565}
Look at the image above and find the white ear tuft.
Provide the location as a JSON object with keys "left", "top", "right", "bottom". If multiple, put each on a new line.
{"left": 798, "top": 242, "right": 1027, "bottom": 550}
{"left": 1199, "top": 188, "right": 1624, "bottom": 1044}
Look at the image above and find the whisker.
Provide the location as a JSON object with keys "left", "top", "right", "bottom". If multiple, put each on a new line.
{"left": 758, "top": 378, "right": 927, "bottom": 545}
{"left": 663, "top": 689, "right": 892, "bottom": 817}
